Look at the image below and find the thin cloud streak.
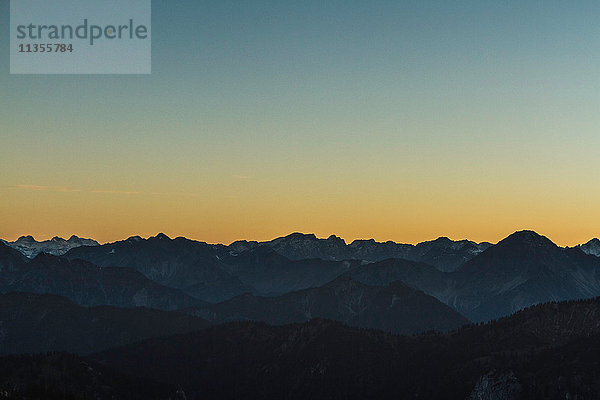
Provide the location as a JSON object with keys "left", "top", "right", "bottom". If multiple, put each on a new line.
{"left": 10, "top": 184, "right": 207, "bottom": 198}
{"left": 12, "top": 185, "right": 139, "bottom": 195}
{"left": 12, "top": 184, "right": 81, "bottom": 192}
{"left": 90, "top": 190, "right": 142, "bottom": 195}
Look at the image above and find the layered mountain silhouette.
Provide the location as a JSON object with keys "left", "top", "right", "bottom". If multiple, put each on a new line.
{"left": 230, "top": 232, "right": 491, "bottom": 272}
{"left": 65, "top": 235, "right": 368, "bottom": 301}
{"left": 65, "top": 234, "right": 252, "bottom": 302}
{"left": 91, "top": 296, "right": 600, "bottom": 400}
{"left": 346, "top": 257, "right": 453, "bottom": 299}
{"left": 5, "top": 232, "right": 492, "bottom": 273}
{"left": 449, "top": 230, "right": 600, "bottom": 321}
{"left": 0, "top": 292, "right": 210, "bottom": 355}
{"left": 191, "top": 275, "right": 468, "bottom": 334}
{"left": 340, "top": 231, "right": 600, "bottom": 322}
{"left": 218, "top": 246, "right": 363, "bottom": 295}
{"left": 3, "top": 235, "right": 99, "bottom": 258}
{"left": 0, "top": 242, "right": 202, "bottom": 310}
{"left": 2, "top": 228, "right": 600, "bottom": 399}
{"left": 4, "top": 230, "right": 600, "bottom": 324}
{"left": 0, "top": 242, "right": 27, "bottom": 272}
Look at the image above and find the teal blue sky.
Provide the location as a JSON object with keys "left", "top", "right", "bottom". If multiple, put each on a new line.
{"left": 1, "top": 1, "right": 599, "bottom": 245}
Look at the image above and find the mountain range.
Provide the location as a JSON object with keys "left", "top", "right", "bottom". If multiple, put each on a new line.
{"left": 65, "top": 234, "right": 252, "bottom": 303}
{"left": 449, "top": 230, "right": 600, "bottom": 321}
{"left": 342, "top": 231, "right": 600, "bottom": 321}
{"left": 6, "top": 232, "right": 493, "bottom": 272}
{"left": 3, "top": 230, "right": 600, "bottom": 323}
{"left": 205, "top": 232, "right": 491, "bottom": 272}
{"left": 0, "top": 244, "right": 203, "bottom": 310}
{"left": 2, "top": 235, "right": 99, "bottom": 258}
{"left": 2, "top": 229, "right": 600, "bottom": 399}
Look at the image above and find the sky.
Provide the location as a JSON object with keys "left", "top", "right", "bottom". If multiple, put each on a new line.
{"left": 1, "top": 0, "right": 599, "bottom": 246}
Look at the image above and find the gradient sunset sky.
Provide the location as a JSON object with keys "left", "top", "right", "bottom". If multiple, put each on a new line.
{"left": 1, "top": 0, "right": 599, "bottom": 246}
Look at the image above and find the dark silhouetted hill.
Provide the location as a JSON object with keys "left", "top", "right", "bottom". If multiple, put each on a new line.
{"left": 93, "top": 297, "right": 600, "bottom": 400}
{"left": 0, "top": 292, "right": 210, "bottom": 355}
{"left": 0, "top": 353, "right": 181, "bottom": 400}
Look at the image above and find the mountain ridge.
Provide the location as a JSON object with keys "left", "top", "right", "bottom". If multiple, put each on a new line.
{"left": 450, "top": 230, "right": 600, "bottom": 321}
{"left": 0, "top": 243, "right": 204, "bottom": 310}
{"left": 6, "top": 230, "right": 600, "bottom": 323}
{"left": 3, "top": 235, "right": 99, "bottom": 258}
{"left": 190, "top": 274, "right": 469, "bottom": 335}
{"left": 0, "top": 292, "right": 210, "bottom": 355}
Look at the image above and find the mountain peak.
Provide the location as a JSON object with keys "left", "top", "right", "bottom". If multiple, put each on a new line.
{"left": 284, "top": 232, "right": 317, "bottom": 241}
{"left": 579, "top": 238, "right": 600, "bottom": 257}
{"left": 348, "top": 238, "right": 377, "bottom": 246}
{"left": 500, "top": 230, "right": 556, "bottom": 248}
{"left": 326, "top": 274, "right": 358, "bottom": 285}
{"left": 32, "top": 251, "right": 60, "bottom": 262}
{"left": 16, "top": 235, "right": 36, "bottom": 243}
{"left": 153, "top": 233, "right": 171, "bottom": 241}
{"left": 327, "top": 234, "right": 346, "bottom": 245}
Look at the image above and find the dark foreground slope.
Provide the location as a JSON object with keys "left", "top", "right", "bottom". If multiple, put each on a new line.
{"left": 0, "top": 353, "right": 182, "bottom": 400}
{"left": 93, "top": 297, "right": 600, "bottom": 400}
{"left": 0, "top": 292, "right": 210, "bottom": 355}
